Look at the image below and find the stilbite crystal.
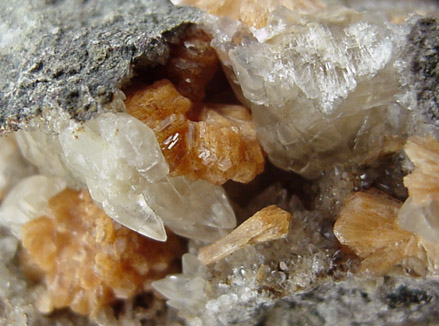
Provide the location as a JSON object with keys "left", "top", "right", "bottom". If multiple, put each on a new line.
{"left": 172, "top": 0, "right": 325, "bottom": 28}
{"left": 125, "top": 79, "right": 264, "bottom": 185}
{"left": 21, "top": 188, "right": 185, "bottom": 316}
{"left": 198, "top": 205, "right": 291, "bottom": 265}
{"left": 334, "top": 190, "right": 425, "bottom": 276}
{"left": 398, "top": 137, "right": 439, "bottom": 272}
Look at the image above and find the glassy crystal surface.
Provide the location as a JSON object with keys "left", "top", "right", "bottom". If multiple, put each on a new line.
{"left": 334, "top": 190, "right": 424, "bottom": 276}
{"left": 198, "top": 205, "right": 291, "bottom": 265}
{"left": 0, "top": 135, "right": 35, "bottom": 201}
{"left": 15, "top": 112, "right": 236, "bottom": 241}
{"left": 208, "top": 6, "right": 412, "bottom": 178}
{"left": 0, "top": 175, "right": 66, "bottom": 239}
{"left": 125, "top": 79, "right": 264, "bottom": 185}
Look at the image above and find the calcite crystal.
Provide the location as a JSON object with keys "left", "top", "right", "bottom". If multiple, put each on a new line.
{"left": 21, "top": 188, "right": 185, "bottom": 316}
{"left": 205, "top": 5, "right": 412, "bottom": 178}
{"left": 2, "top": 0, "right": 439, "bottom": 325}
{"left": 15, "top": 112, "right": 237, "bottom": 242}
{"left": 0, "top": 136, "right": 34, "bottom": 201}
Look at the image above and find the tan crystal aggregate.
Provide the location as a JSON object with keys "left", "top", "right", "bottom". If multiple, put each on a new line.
{"left": 403, "top": 136, "right": 439, "bottom": 204}
{"left": 198, "top": 205, "right": 291, "bottom": 265}
{"left": 125, "top": 80, "right": 264, "bottom": 186}
{"left": 125, "top": 28, "right": 264, "bottom": 186}
{"left": 21, "top": 189, "right": 185, "bottom": 316}
{"left": 334, "top": 190, "right": 425, "bottom": 276}
{"left": 175, "top": 0, "right": 325, "bottom": 28}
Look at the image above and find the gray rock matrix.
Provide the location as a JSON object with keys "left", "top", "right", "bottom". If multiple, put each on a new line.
{"left": 1, "top": 1, "right": 439, "bottom": 326}
{"left": 0, "top": 0, "right": 200, "bottom": 133}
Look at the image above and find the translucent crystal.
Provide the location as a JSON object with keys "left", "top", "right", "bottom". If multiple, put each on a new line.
{"left": 152, "top": 254, "right": 207, "bottom": 312}
{"left": 398, "top": 137, "right": 439, "bottom": 252}
{"left": 0, "top": 175, "right": 66, "bottom": 239}
{"left": 334, "top": 190, "right": 425, "bottom": 276}
{"left": 0, "top": 135, "right": 35, "bottom": 201}
{"left": 172, "top": 0, "right": 325, "bottom": 28}
{"left": 16, "top": 112, "right": 236, "bottom": 241}
{"left": 198, "top": 205, "right": 291, "bottom": 265}
{"left": 125, "top": 79, "right": 264, "bottom": 185}
{"left": 15, "top": 130, "right": 77, "bottom": 187}
{"left": 209, "top": 7, "right": 411, "bottom": 178}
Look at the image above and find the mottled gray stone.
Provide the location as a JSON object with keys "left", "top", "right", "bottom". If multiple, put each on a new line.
{"left": 263, "top": 277, "right": 439, "bottom": 326}
{"left": 0, "top": 0, "right": 201, "bottom": 133}
{"left": 409, "top": 17, "right": 439, "bottom": 127}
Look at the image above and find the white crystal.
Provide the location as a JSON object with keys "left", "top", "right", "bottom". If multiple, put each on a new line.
{"left": 210, "top": 7, "right": 411, "bottom": 178}
{"left": 15, "top": 130, "right": 77, "bottom": 186}
{"left": 398, "top": 197, "right": 439, "bottom": 245}
{"left": 0, "top": 175, "right": 66, "bottom": 239}
{"left": 15, "top": 112, "right": 236, "bottom": 241}
{"left": 152, "top": 254, "right": 207, "bottom": 311}
{"left": 0, "top": 135, "right": 34, "bottom": 200}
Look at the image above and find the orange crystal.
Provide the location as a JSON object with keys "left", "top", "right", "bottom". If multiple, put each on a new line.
{"left": 176, "top": 0, "right": 325, "bottom": 28}
{"left": 198, "top": 205, "right": 291, "bottom": 265}
{"left": 162, "top": 28, "right": 219, "bottom": 102}
{"left": 21, "top": 188, "right": 185, "bottom": 316}
{"left": 403, "top": 136, "right": 439, "bottom": 204}
{"left": 125, "top": 79, "right": 264, "bottom": 185}
{"left": 334, "top": 190, "right": 424, "bottom": 276}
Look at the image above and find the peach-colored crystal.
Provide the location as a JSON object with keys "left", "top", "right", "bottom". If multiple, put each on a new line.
{"left": 125, "top": 79, "right": 264, "bottom": 185}
{"left": 403, "top": 136, "right": 439, "bottom": 204}
{"left": 334, "top": 190, "right": 424, "bottom": 276}
{"left": 198, "top": 205, "right": 291, "bottom": 265}
{"left": 21, "top": 189, "right": 185, "bottom": 316}
{"left": 162, "top": 28, "right": 219, "bottom": 102}
{"left": 175, "top": 0, "right": 324, "bottom": 28}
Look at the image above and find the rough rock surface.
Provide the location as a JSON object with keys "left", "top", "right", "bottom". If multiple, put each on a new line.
{"left": 2, "top": 0, "right": 439, "bottom": 326}
{"left": 0, "top": 0, "right": 200, "bottom": 133}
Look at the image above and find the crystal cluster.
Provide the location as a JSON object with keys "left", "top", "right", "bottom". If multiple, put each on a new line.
{"left": 334, "top": 190, "right": 424, "bottom": 276}
{"left": 397, "top": 136, "right": 439, "bottom": 273}
{"left": 20, "top": 188, "right": 185, "bottom": 316}
{"left": 206, "top": 5, "right": 412, "bottom": 178}
{"left": 15, "top": 112, "right": 236, "bottom": 242}
{"left": 173, "top": 0, "right": 325, "bottom": 28}
{"left": 125, "top": 79, "right": 264, "bottom": 185}
{"left": 2, "top": 0, "right": 439, "bottom": 325}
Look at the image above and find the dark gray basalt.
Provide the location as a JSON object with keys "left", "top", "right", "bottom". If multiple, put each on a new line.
{"left": 409, "top": 17, "right": 439, "bottom": 127}
{"left": 263, "top": 277, "right": 439, "bottom": 326}
{"left": 0, "top": 0, "right": 201, "bottom": 133}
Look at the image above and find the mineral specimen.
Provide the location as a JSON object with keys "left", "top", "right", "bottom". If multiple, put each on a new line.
{"left": 173, "top": 0, "right": 325, "bottom": 28}
{"left": 15, "top": 112, "right": 237, "bottom": 242}
{"left": 125, "top": 79, "right": 264, "bottom": 185}
{"left": 198, "top": 205, "right": 291, "bottom": 265}
{"left": 21, "top": 188, "right": 185, "bottom": 316}
{"left": 2, "top": 0, "right": 439, "bottom": 325}
{"left": 0, "top": 135, "right": 34, "bottom": 201}
{"left": 205, "top": 5, "right": 413, "bottom": 178}
{"left": 334, "top": 190, "right": 424, "bottom": 276}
